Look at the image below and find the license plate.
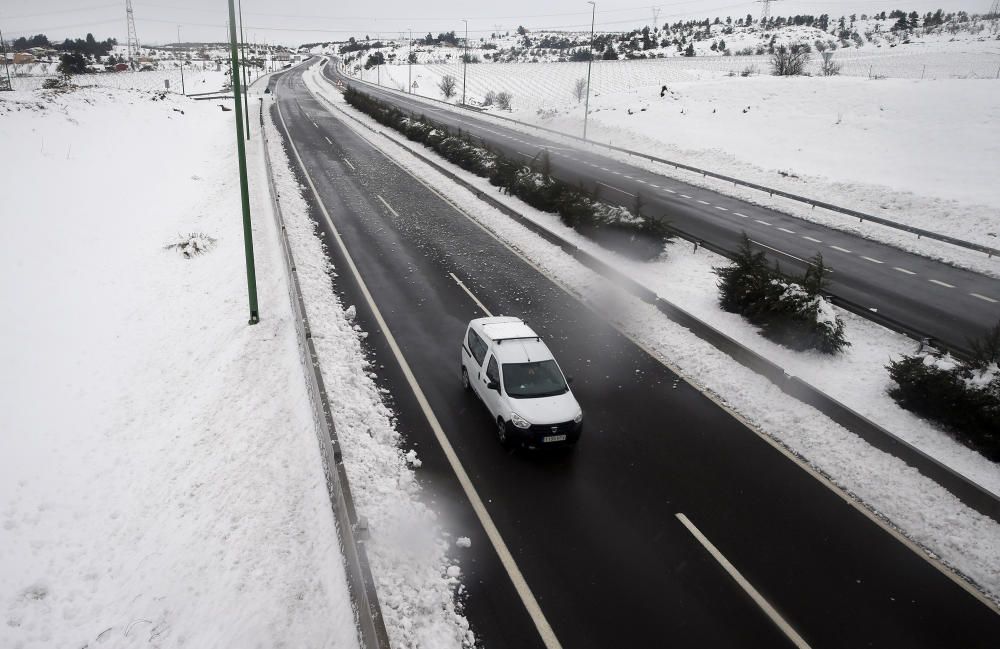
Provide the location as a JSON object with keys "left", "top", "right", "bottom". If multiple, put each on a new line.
{"left": 543, "top": 434, "right": 567, "bottom": 443}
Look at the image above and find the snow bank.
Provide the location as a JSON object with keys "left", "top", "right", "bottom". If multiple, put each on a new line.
{"left": 0, "top": 86, "right": 358, "bottom": 647}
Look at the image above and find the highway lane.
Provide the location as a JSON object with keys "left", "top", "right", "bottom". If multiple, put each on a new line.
{"left": 322, "top": 61, "right": 1000, "bottom": 356}
{"left": 274, "top": 64, "right": 1000, "bottom": 648}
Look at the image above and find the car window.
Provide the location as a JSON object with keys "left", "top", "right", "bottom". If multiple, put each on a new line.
{"left": 502, "top": 360, "right": 569, "bottom": 398}
{"left": 467, "top": 329, "right": 488, "bottom": 365}
{"left": 486, "top": 355, "right": 500, "bottom": 384}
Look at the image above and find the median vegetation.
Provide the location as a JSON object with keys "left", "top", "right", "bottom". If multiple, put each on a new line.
{"left": 714, "top": 234, "right": 849, "bottom": 354}
{"left": 887, "top": 323, "right": 1000, "bottom": 461}
{"left": 343, "top": 85, "right": 671, "bottom": 260}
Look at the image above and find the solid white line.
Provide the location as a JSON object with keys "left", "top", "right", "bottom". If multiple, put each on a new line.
{"left": 343, "top": 158, "right": 356, "bottom": 171}
{"left": 830, "top": 245, "right": 852, "bottom": 253}
{"left": 750, "top": 239, "right": 813, "bottom": 265}
{"left": 802, "top": 236, "right": 821, "bottom": 243}
{"left": 970, "top": 293, "right": 998, "bottom": 303}
{"left": 597, "top": 181, "right": 637, "bottom": 198}
{"left": 277, "top": 99, "right": 564, "bottom": 649}
{"left": 324, "top": 136, "right": 333, "bottom": 145}
{"left": 861, "top": 256, "right": 884, "bottom": 264}
{"left": 777, "top": 227, "right": 795, "bottom": 234}
{"left": 697, "top": 199, "right": 711, "bottom": 205}
{"left": 734, "top": 212, "right": 748, "bottom": 218}
{"left": 676, "top": 513, "right": 812, "bottom": 649}
{"left": 715, "top": 206, "right": 728, "bottom": 211}
{"left": 376, "top": 194, "right": 400, "bottom": 217}
{"left": 928, "top": 279, "right": 954, "bottom": 288}
{"left": 449, "top": 272, "right": 493, "bottom": 316}
{"left": 893, "top": 267, "right": 916, "bottom": 275}
{"left": 754, "top": 219, "right": 772, "bottom": 226}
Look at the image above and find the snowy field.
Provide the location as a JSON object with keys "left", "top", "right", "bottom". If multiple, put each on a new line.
{"left": 7, "top": 64, "right": 232, "bottom": 94}
{"left": 362, "top": 46, "right": 1000, "bottom": 274}
{"left": 306, "top": 66, "right": 1000, "bottom": 603}
{"left": 0, "top": 84, "right": 360, "bottom": 647}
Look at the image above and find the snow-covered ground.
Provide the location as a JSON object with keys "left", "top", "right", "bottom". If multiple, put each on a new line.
{"left": 0, "top": 84, "right": 361, "bottom": 647}
{"left": 359, "top": 52, "right": 1000, "bottom": 277}
{"left": 305, "top": 65, "right": 1000, "bottom": 603}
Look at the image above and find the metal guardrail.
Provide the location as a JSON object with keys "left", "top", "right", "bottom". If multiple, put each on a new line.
{"left": 310, "top": 80, "right": 1000, "bottom": 530}
{"left": 259, "top": 78, "right": 391, "bottom": 649}
{"left": 335, "top": 62, "right": 1000, "bottom": 260}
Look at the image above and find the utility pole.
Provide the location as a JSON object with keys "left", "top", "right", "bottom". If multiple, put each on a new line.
{"left": 583, "top": 1, "right": 596, "bottom": 140}
{"left": 238, "top": 0, "right": 250, "bottom": 140}
{"left": 408, "top": 28, "right": 413, "bottom": 93}
{"left": 177, "top": 25, "right": 185, "bottom": 95}
{"left": 125, "top": 0, "right": 140, "bottom": 69}
{"left": 226, "top": 0, "right": 259, "bottom": 325}
{"left": 461, "top": 19, "right": 469, "bottom": 105}
{"left": 376, "top": 32, "right": 380, "bottom": 86}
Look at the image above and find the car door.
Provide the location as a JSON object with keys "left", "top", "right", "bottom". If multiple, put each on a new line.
{"left": 481, "top": 352, "right": 503, "bottom": 419}
{"left": 465, "top": 328, "right": 488, "bottom": 399}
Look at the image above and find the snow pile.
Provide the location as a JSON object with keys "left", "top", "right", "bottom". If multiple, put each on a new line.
{"left": 0, "top": 86, "right": 358, "bottom": 647}
{"left": 264, "top": 98, "right": 476, "bottom": 648}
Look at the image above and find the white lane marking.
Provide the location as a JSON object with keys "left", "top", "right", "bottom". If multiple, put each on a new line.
{"left": 680, "top": 194, "right": 692, "bottom": 199}
{"left": 324, "top": 136, "right": 333, "bottom": 144}
{"left": 597, "top": 181, "right": 637, "bottom": 198}
{"left": 276, "top": 100, "right": 564, "bottom": 649}
{"left": 734, "top": 212, "right": 748, "bottom": 218}
{"left": 599, "top": 167, "right": 610, "bottom": 171}
{"left": 697, "top": 199, "right": 711, "bottom": 205}
{"left": 449, "top": 272, "right": 493, "bottom": 316}
{"left": 635, "top": 179, "right": 647, "bottom": 184}
{"left": 750, "top": 239, "right": 814, "bottom": 266}
{"left": 861, "top": 256, "right": 884, "bottom": 264}
{"left": 623, "top": 175, "right": 634, "bottom": 179}
{"left": 893, "top": 266, "right": 916, "bottom": 275}
{"left": 312, "top": 120, "right": 319, "bottom": 128}
{"left": 715, "top": 206, "right": 729, "bottom": 212}
{"left": 778, "top": 227, "right": 795, "bottom": 234}
{"left": 612, "top": 171, "right": 622, "bottom": 175}
{"left": 970, "top": 293, "right": 998, "bottom": 303}
{"left": 376, "top": 194, "right": 400, "bottom": 217}
{"left": 676, "top": 513, "right": 812, "bottom": 649}
{"left": 802, "top": 236, "right": 821, "bottom": 243}
{"left": 664, "top": 188, "right": 676, "bottom": 194}
{"left": 343, "top": 158, "right": 356, "bottom": 171}
{"left": 754, "top": 219, "right": 772, "bottom": 226}
{"left": 649, "top": 184, "right": 660, "bottom": 189}
{"left": 830, "top": 245, "right": 852, "bottom": 254}
{"left": 929, "top": 279, "right": 954, "bottom": 288}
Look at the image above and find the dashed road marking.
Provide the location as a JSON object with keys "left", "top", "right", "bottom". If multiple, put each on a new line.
{"left": 802, "top": 236, "right": 821, "bottom": 243}
{"left": 649, "top": 184, "right": 660, "bottom": 189}
{"left": 862, "top": 256, "right": 884, "bottom": 264}
{"left": 778, "top": 227, "right": 795, "bottom": 234}
{"left": 715, "top": 206, "right": 729, "bottom": 211}
{"left": 343, "top": 158, "right": 356, "bottom": 171}
{"left": 754, "top": 219, "right": 771, "bottom": 226}
{"left": 893, "top": 267, "right": 916, "bottom": 275}
{"left": 664, "top": 189, "right": 676, "bottom": 194}
{"left": 597, "top": 181, "right": 637, "bottom": 197}
{"left": 697, "top": 199, "right": 711, "bottom": 205}
{"left": 734, "top": 212, "right": 748, "bottom": 218}
{"left": 449, "top": 272, "right": 493, "bottom": 316}
{"left": 324, "top": 136, "right": 333, "bottom": 144}
{"left": 676, "top": 513, "right": 812, "bottom": 649}
{"left": 376, "top": 194, "right": 400, "bottom": 217}
{"left": 312, "top": 120, "right": 319, "bottom": 128}
{"left": 680, "top": 194, "right": 692, "bottom": 199}
{"left": 929, "top": 279, "right": 954, "bottom": 288}
{"left": 971, "top": 293, "right": 998, "bottom": 303}
{"left": 830, "top": 245, "right": 852, "bottom": 253}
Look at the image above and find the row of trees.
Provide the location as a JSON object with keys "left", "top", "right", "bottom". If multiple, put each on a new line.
{"left": 10, "top": 32, "right": 118, "bottom": 58}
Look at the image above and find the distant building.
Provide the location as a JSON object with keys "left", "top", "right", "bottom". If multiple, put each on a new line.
{"left": 13, "top": 53, "right": 34, "bottom": 65}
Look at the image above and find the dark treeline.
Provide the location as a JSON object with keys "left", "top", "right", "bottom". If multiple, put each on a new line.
{"left": 11, "top": 33, "right": 118, "bottom": 57}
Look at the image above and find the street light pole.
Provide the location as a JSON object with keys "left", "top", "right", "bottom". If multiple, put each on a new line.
{"left": 226, "top": 0, "right": 259, "bottom": 325}
{"left": 237, "top": 0, "right": 250, "bottom": 140}
{"left": 177, "top": 25, "right": 185, "bottom": 95}
{"left": 584, "top": 1, "right": 596, "bottom": 140}
{"left": 461, "top": 19, "right": 468, "bottom": 105}
{"left": 408, "top": 28, "right": 412, "bottom": 93}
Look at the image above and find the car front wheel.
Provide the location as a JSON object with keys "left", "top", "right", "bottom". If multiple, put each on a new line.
{"left": 461, "top": 367, "right": 471, "bottom": 391}
{"left": 496, "top": 417, "right": 511, "bottom": 448}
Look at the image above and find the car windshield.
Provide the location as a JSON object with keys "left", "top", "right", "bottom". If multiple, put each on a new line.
{"left": 502, "top": 360, "right": 568, "bottom": 398}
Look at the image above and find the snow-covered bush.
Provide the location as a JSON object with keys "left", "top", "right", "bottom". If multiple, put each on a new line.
{"left": 887, "top": 326, "right": 1000, "bottom": 461}
{"left": 771, "top": 45, "right": 810, "bottom": 75}
{"left": 494, "top": 91, "right": 513, "bottom": 110}
{"left": 715, "top": 235, "right": 849, "bottom": 353}
{"left": 164, "top": 232, "right": 217, "bottom": 258}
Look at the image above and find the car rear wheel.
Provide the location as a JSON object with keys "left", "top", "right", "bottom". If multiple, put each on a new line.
{"left": 461, "top": 367, "right": 471, "bottom": 391}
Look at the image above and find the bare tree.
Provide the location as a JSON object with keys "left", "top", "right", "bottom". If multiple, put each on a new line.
{"left": 819, "top": 51, "right": 842, "bottom": 76}
{"left": 771, "top": 45, "right": 810, "bottom": 76}
{"left": 438, "top": 74, "right": 457, "bottom": 99}
{"left": 495, "top": 91, "right": 513, "bottom": 110}
{"left": 572, "top": 77, "right": 587, "bottom": 102}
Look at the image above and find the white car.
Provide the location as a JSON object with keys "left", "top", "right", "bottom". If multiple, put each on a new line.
{"left": 461, "top": 317, "right": 583, "bottom": 448}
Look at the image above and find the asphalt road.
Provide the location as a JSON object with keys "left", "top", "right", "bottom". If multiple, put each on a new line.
{"left": 272, "top": 63, "right": 1000, "bottom": 648}
{"left": 322, "top": 60, "right": 1000, "bottom": 356}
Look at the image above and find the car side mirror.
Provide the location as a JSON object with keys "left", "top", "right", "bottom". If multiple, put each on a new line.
{"left": 487, "top": 379, "right": 500, "bottom": 392}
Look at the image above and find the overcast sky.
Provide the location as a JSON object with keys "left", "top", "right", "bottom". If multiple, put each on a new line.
{"left": 2, "top": 0, "right": 990, "bottom": 46}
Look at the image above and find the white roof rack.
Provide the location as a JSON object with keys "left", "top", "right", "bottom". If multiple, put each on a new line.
{"left": 482, "top": 320, "right": 538, "bottom": 344}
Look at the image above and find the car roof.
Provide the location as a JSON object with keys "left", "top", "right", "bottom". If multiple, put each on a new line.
{"left": 493, "top": 338, "right": 554, "bottom": 365}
